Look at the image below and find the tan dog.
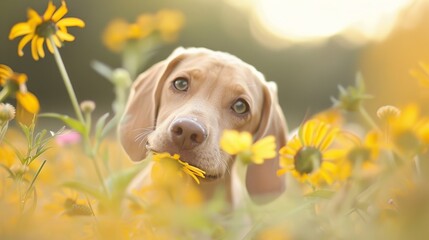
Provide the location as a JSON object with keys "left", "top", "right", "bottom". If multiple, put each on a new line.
{"left": 119, "top": 47, "right": 287, "bottom": 204}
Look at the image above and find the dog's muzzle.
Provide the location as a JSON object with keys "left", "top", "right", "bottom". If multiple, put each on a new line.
{"left": 170, "top": 117, "right": 208, "bottom": 150}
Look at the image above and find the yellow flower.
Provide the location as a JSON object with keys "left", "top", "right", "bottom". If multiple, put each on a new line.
{"left": 102, "top": 15, "right": 155, "bottom": 52}
{"left": 155, "top": 9, "right": 185, "bottom": 42}
{"left": 377, "top": 105, "right": 401, "bottom": 123}
{"left": 278, "top": 120, "right": 346, "bottom": 186}
{"left": 9, "top": 1, "right": 85, "bottom": 60}
{"left": 102, "top": 10, "right": 185, "bottom": 52}
{"left": 341, "top": 130, "right": 384, "bottom": 179}
{"left": 312, "top": 107, "right": 343, "bottom": 126}
{"left": 0, "top": 144, "right": 16, "bottom": 169}
{"left": 0, "top": 64, "right": 27, "bottom": 86}
{"left": 152, "top": 152, "right": 206, "bottom": 184}
{"left": 0, "top": 64, "right": 40, "bottom": 117}
{"left": 220, "top": 130, "right": 276, "bottom": 164}
{"left": 388, "top": 104, "right": 429, "bottom": 155}
{"left": 44, "top": 188, "right": 93, "bottom": 217}
{"left": 256, "top": 225, "right": 291, "bottom": 240}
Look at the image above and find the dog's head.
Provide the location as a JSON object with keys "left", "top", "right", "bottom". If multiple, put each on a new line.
{"left": 119, "top": 47, "right": 287, "bottom": 199}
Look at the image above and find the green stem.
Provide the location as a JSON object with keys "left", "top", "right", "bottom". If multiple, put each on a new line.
{"left": 414, "top": 155, "right": 422, "bottom": 182}
{"left": 50, "top": 38, "right": 84, "bottom": 123}
{"left": 358, "top": 105, "right": 381, "bottom": 132}
{"left": 91, "top": 153, "right": 109, "bottom": 197}
{"left": 50, "top": 39, "right": 108, "bottom": 196}
{"left": 81, "top": 134, "right": 108, "bottom": 196}
{"left": 0, "top": 87, "right": 10, "bottom": 102}
{"left": 23, "top": 160, "right": 46, "bottom": 204}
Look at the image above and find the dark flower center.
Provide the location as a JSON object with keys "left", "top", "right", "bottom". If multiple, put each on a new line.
{"left": 347, "top": 146, "right": 371, "bottom": 163}
{"left": 395, "top": 130, "right": 420, "bottom": 153}
{"left": 294, "top": 146, "right": 322, "bottom": 174}
{"left": 36, "top": 21, "right": 57, "bottom": 38}
{"left": 64, "top": 198, "right": 92, "bottom": 216}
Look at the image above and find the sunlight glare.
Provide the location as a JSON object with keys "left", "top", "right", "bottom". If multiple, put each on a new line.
{"left": 252, "top": 0, "right": 414, "bottom": 43}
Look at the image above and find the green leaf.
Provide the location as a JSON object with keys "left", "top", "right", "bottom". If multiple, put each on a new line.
{"left": 19, "top": 122, "right": 32, "bottom": 143}
{"left": 104, "top": 164, "right": 146, "bottom": 209}
{"left": 101, "top": 115, "right": 119, "bottom": 139}
{"left": 91, "top": 60, "right": 113, "bottom": 81}
{"left": 94, "top": 112, "right": 110, "bottom": 143}
{"left": 39, "top": 113, "right": 87, "bottom": 135}
{"left": 0, "top": 163, "right": 15, "bottom": 178}
{"left": 304, "top": 189, "right": 335, "bottom": 199}
{"left": 62, "top": 181, "right": 104, "bottom": 201}
{"left": 0, "top": 122, "right": 9, "bottom": 142}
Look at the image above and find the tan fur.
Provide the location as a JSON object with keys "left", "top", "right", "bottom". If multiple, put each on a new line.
{"left": 119, "top": 47, "right": 288, "bottom": 203}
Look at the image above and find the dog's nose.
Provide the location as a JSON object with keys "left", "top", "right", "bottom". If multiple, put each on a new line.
{"left": 170, "top": 118, "right": 207, "bottom": 149}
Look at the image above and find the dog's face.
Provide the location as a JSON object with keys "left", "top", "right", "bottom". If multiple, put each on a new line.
{"left": 119, "top": 47, "right": 287, "bottom": 197}
{"left": 148, "top": 54, "right": 265, "bottom": 179}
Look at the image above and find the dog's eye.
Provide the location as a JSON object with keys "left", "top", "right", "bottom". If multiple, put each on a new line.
{"left": 232, "top": 99, "right": 249, "bottom": 114}
{"left": 173, "top": 78, "right": 189, "bottom": 91}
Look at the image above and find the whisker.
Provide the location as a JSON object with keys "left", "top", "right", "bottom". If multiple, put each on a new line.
{"left": 132, "top": 126, "right": 155, "bottom": 148}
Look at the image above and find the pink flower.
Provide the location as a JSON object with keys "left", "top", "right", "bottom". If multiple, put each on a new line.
{"left": 55, "top": 130, "right": 81, "bottom": 147}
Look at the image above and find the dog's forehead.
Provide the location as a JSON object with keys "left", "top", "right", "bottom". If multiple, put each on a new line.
{"left": 177, "top": 51, "right": 264, "bottom": 89}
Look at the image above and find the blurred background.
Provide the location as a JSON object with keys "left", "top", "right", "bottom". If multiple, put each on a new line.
{"left": 1, "top": 0, "right": 429, "bottom": 130}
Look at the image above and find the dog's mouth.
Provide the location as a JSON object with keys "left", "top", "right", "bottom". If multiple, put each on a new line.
{"left": 203, "top": 174, "right": 222, "bottom": 181}
{"left": 146, "top": 142, "right": 223, "bottom": 181}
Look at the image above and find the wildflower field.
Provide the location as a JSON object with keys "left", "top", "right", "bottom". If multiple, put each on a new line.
{"left": 2, "top": 1, "right": 429, "bottom": 239}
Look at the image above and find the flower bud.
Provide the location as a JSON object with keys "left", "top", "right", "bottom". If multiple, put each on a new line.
{"left": 112, "top": 68, "right": 132, "bottom": 88}
{"left": 80, "top": 100, "right": 96, "bottom": 113}
{"left": 376, "top": 105, "right": 400, "bottom": 122}
{"left": 0, "top": 103, "right": 16, "bottom": 122}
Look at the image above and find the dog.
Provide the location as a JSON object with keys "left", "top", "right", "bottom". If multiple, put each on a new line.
{"left": 119, "top": 47, "right": 287, "bottom": 205}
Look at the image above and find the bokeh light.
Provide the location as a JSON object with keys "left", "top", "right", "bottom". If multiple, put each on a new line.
{"left": 226, "top": 0, "right": 419, "bottom": 47}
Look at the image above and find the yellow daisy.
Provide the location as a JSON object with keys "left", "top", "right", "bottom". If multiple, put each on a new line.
{"left": 155, "top": 9, "right": 185, "bottom": 42}
{"left": 0, "top": 64, "right": 39, "bottom": 116}
{"left": 220, "top": 130, "right": 276, "bottom": 164}
{"left": 102, "top": 10, "right": 185, "bottom": 52}
{"left": 9, "top": 1, "right": 85, "bottom": 60}
{"left": 152, "top": 152, "right": 206, "bottom": 184}
{"left": 278, "top": 119, "right": 345, "bottom": 186}
{"left": 44, "top": 189, "right": 93, "bottom": 216}
{"left": 102, "top": 14, "right": 155, "bottom": 52}
{"left": 339, "top": 130, "right": 384, "bottom": 180}
{"left": 389, "top": 104, "right": 429, "bottom": 155}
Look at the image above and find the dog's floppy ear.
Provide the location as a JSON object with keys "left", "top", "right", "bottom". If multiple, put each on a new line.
{"left": 119, "top": 48, "right": 185, "bottom": 161}
{"left": 246, "top": 81, "right": 288, "bottom": 203}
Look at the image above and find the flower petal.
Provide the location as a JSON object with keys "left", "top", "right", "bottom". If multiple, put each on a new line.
{"left": 57, "top": 17, "right": 85, "bottom": 28}
{"left": 323, "top": 149, "right": 347, "bottom": 160}
{"left": 276, "top": 168, "right": 288, "bottom": 176}
{"left": 56, "top": 30, "right": 75, "bottom": 42}
{"left": 31, "top": 36, "right": 39, "bottom": 61}
{"left": 220, "top": 130, "right": 252, "bottom": 155}
{"left": 46, "top": 38, "right": 55, "bottom": 54}
{"left": 52, "top": 1, "right": 68, "bottom": 22}
{"left": 320, "top": 128, "right": 339, "bottom": 151}
{"left": 27, "top": 8, "right": 41, "bottom": 21}
{"left": 16, "top": 91, "right": 40, "bottom": 114}
{"left": 302, "top": 120, "right": 316, "bottom": 146}
{"left": 43, "top": 1, "right": 57, "bottom": 20}
{"left": 252, "top": 135, "right": 277, "bottom": 163}
{"left": 36, "top": 37, "right": 45, "bottom": 59}
{"left": 52, "top": 35, "right": 62, "bottom": 47}
{"left": 0, "top": 65, "right": 13, "bottom": 78}
{"left": 319, "top": 170, "right": 334, "bottom": 185}
{"left": 313, "top": 122, "right": 329, "bottom": 147}
{"left": 322, "top": 161, "right": 338, "bottom": 173}
{"left": 17, "top": 33, "right": 34, "bottom": 56}
{"left": 9, "top": 23, "right": 33, "bottom": 39}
